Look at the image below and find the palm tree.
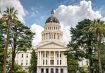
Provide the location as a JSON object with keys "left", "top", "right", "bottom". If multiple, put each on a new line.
{"left": 1, "top": 7, "right": 17, "bottom": 73}
{"left": 89, "top": 19, "right": 105, "bottom": 73}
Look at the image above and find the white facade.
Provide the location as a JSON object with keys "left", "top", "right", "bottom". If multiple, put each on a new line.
{"left": 37, "top": 10, "right": 67, "bottom": 73}
{"left": 15, "top": 50, "right": 32, "bottom": 70}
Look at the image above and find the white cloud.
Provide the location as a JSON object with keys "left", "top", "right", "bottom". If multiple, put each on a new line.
{"left": 0, "top": 0, "right": 26, "bottom": 23}
{"left": 56, "top": 0, "right": 102, "bottom": 27}
{"left": 31, "top": 0, "right": 104, "bottom": 46}
{"left": 55, "top": 0, "right": 103, "bottom": 44}
{"left": 30, "top": 24, "right": 44, "bottom": 47}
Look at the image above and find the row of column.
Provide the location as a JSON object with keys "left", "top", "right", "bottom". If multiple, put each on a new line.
{"left": 40, "top": 67, "right": 64, "bottom": 73}
{"left": 45, "top": 26, "right": 60, "bottom": 30}
{"left": 42, "top": 33, "right": 62, "bottom": 40}
{"left": 37, "top": 51, "right": 61, "bottom": 66}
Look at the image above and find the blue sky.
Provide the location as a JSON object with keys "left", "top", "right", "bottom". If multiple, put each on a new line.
{"left": 19, "top": 0, "right": 105, "bottom": 27}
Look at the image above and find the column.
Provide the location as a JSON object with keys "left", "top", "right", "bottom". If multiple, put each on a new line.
{"left": 49, "top": 51, "right": 50, "bottom": 65}
{"left": 45, "top": 51, "right": 46, "bottom": 65}
{"left": 44, "top": 68, "right": 46, "bottom": 73}
{"left": 54, "top": 51, "right": 55, "bottom": 65}
{"left": 40, "top": 51, "right": 41, "bottom": 65}
{"left": 54, "top": 67, "right": 55, "bottom": 73}
{"left": 49, "top": 67, "right": 50, "bottom": 73}
{"left": 59, "top": 51, "right": 60, "bottom": 65}
{"left": 58, "top": 67, "right": 60, "bottom": 73}
{"left": 38, "top": 51, "right": 39, "bottom": 65}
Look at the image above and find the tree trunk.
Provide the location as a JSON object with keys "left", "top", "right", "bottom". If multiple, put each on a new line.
{"left": 11, "top": 27, "right": 17, "bottom": 73}
{"left": 96, "top": 28, "right": 102, "bottom": 73}
{"left": 3, "top": 20, "right": 10, "bottom": 73}
{"left": 97, "top": 42, "right": 102, "bottom": 73}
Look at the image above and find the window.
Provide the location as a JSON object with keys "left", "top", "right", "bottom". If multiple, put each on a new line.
{"left": 51, "top": 68, "right": 54, "bottom": 73}
{"left": 61, "top": 69, "right": 63, "bottom": 73}
{"left": 21, "top": 60, "right": 23, "bottom": 65}
{"left": 54, "top": 34, "right": 55, "bottom": 39}
{"left": 46, "top": 68, "right": 49, "bottom": 73}
{"left": 46, "top": 60, "right": 47, "bottom": 65}
{"left": 21, "top": 63, "right": 23, "bottom": 65}
{"left": 43, "top": 60, "right": 44, "bottom": 65}
{"left": 50, "top": 60, "right": 54, "bottom": 65}
{"left": 26, "top": 54, "right": 28, "bottom": 58}
{"left": 56, "top": 68, "right": 58, "bottom": 73}
{"left": 57, "top": 60, "right": 59, "bottom": 65}
{"left": 41, "top": 68, "right": 44, "bottom": 73}
{"left": 22, "top": 54, "right": 23, "bottom": 58}
{"left": 57, "top": 53, "right": 59, "bottom": 57}
{"left": 43, "top": 53, "right": 45, "bottom": 57}
{"left": 26, "top": 60, "right": 28, "bottom": 65}
{"left": 60, "top": 60, "right": 61, "bottom": 65}
{"left": 49, "top": 34, "right": 51, "bottom": 39}
{"left": 46, "top": 53, "right": 47, "bottom": 57}
{"left": 60, "top": 53, "right": 61, "bottom": 57}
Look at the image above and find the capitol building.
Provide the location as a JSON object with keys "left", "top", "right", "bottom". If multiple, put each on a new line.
{"left": 15, "top": 10, "right": 67, "bottom": 73}
{"left": 15, "top": 10, "right": 88, "bottom": 73}
{"left": 37, "top": 10, "right": 67, "bottom": 73}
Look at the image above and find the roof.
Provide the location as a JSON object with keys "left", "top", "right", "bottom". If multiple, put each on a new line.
{"left": 45, "top": 10, "right": 59, "bottom": 23}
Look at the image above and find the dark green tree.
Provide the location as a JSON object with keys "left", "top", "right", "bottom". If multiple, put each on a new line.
{"left": 1, "top": 7, "right": 18, "bottom": 73}
{"left": 0, "top": 30, "right": 4, "bottom": 73}
{"left": 9, "top": 19, "right": 34, "bottom": 73}
{"left": 69, "top": 19, "right": 95, "bottom": 73}
{"left": 0, "top": 7, "right": 34, "bottom": 73}
{"left": 0, "top": 18, "right": 5, "bottom": 73}
{"left": 68, "top": 19, "right": 105, "bottom": 73}
{"left": 29, "top": 50, "right": 37, "bottom": 73}
{"left": 88, "top": 19, "right": 105, "bottom": 73}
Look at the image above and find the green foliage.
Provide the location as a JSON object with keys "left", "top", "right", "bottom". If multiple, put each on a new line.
{"left": 29, "top": 50, "right": 37, "bottom": 73}
{"left": 7, "top": 62, "right": 27, "bottom": 73}
{"left": 0, "top": 7, "right": 34, "bottom": 73}
{"left": 65, "top": 51, "right": 78, "bottom": 73}
{"left": 0, "top": 33, "right": 4, "bottom": 73}
{"left": 68, "top": 19, "right": 105, "bottom": 73}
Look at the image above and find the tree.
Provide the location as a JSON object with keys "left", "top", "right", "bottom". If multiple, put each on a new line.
{"left": 1, "top": 7, "right": 18, "bottom": 73}
{"left": 88, "top": 19, "right": 105, "bottom": 73}
{"left": 69, "top": 19, "right": 95, "bottom": 73}
{"left": 0, "top": 7, "right": 34, "bottom": 73}
{"left": 0, "top": 30, "right": 4, "bottom": 73}
{"left": 69, "top": 19, "right": 105, "bottom": 73}
{"left": 65, "top": 51, "right": 78, "bottom": 73}
{"left": 29, "top": 50, "right": 37, "bottom": 73}
{"left": 9, "top": 19, "right": 34, "bottom": 73}
{"left": 0, "top": 17, "right": 6, "bottom": 73}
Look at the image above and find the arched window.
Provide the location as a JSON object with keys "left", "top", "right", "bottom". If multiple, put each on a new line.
{"left": 61, "top": 69, "right": 63, "bottom": 73}
{"left": 58, "top": 34, "right": 59, "bottom": 39}
{"left": 41, "top": 68, "right": 44, "bottom": 73}
{"left": 51, "top": 68, "right": 54, "bottom": 73}
{"left": 54, "top": 27, "right": 55, "bottom": 30}
{"left": 43, "top": 60, "right": 44, "bottom": 65}
{"left": 46, "top": 60, "right": 47, "bottom": 65}
{"left": 54, "top": 34, "right": 55, "bottom": 39}
{"left": 56, "top": 68, "right": 58, "bottom": 73}
{"left": 56, "top": 27, "right": 57, "bottom": 30}
{"left": 49, "top": 34, "right": 51, "bottom": 39}
{"left": 46, "top": 68, "right": 49, "bottom": 73}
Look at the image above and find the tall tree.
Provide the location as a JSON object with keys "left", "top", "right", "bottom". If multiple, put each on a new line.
{"left": 1, "top": 7, "right": 18, "bottom": 73}
{"left": 0, "top": 27, "right": 4, "bottom": 73}
{"left": 9, "top": 19, "right": 34, "bottom": 73}
{"left": 29, "top": 50, "right": 37, "bottom": 73}
{"left": 70, "top": 19, "right": 95, "bottom": 73}
{"left": 88, "top": 19, "right": 105, "bottom": 73}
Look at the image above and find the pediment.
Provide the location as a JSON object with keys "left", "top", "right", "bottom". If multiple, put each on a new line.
{"left": 38, "top": 41, "right": 66, "bottom": 49}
